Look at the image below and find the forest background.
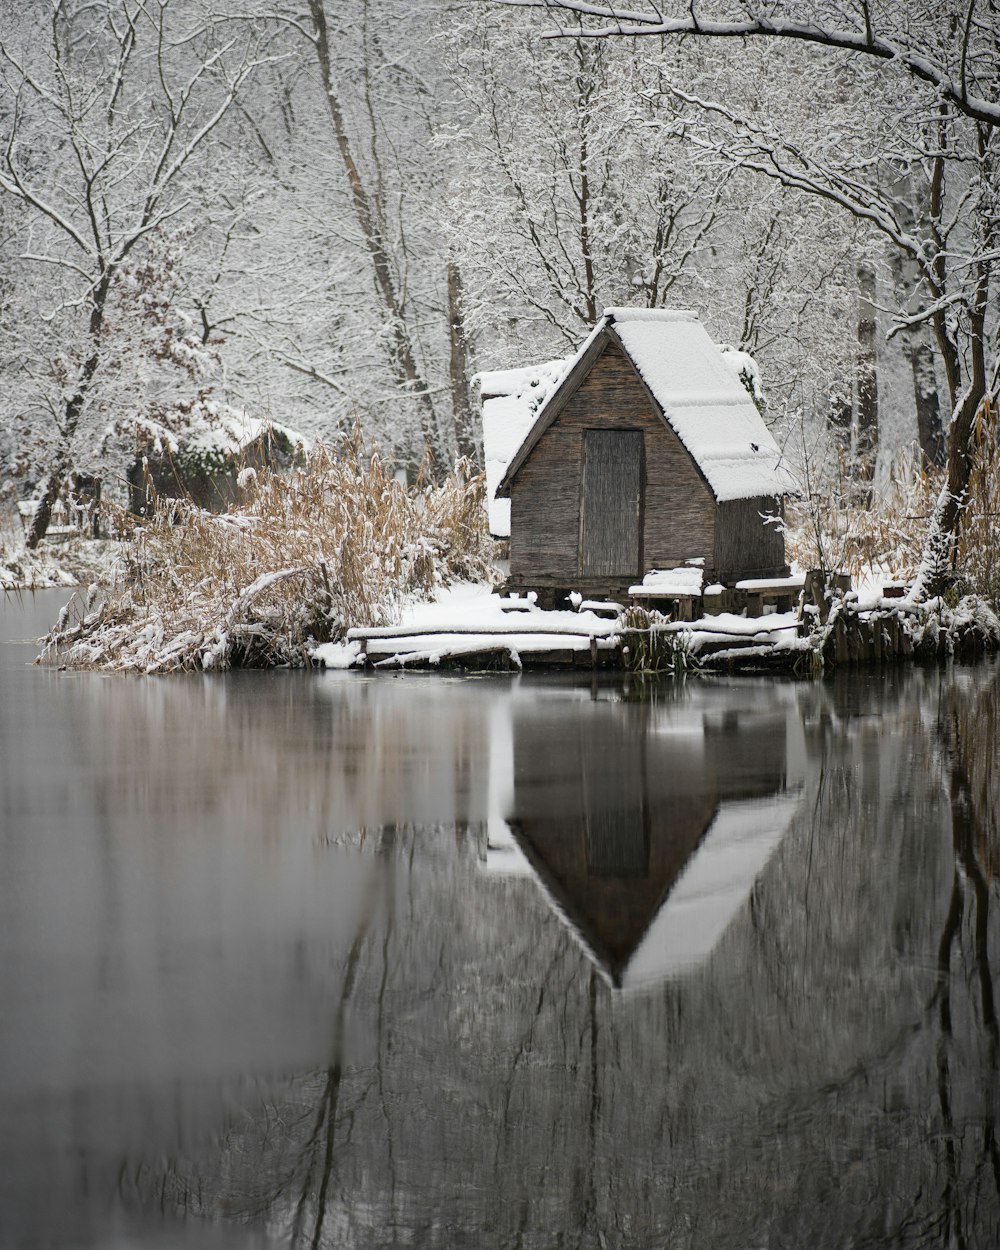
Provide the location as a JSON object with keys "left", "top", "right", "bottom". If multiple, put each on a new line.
{"left": 1, "top": 0, "right": 997, "bottom": 590}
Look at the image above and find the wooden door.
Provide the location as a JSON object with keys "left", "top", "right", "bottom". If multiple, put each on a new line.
{"left": 580, "top": 429, "right": 644, "bottom": 578}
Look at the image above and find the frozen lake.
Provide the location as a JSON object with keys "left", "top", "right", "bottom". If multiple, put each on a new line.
{"left": 2, "top": 590, "right": 999, "bottom": 1249}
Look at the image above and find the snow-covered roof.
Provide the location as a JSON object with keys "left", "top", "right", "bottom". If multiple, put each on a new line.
{"left": 135, "top": 407, "right": 310, "bottom": 460}
{"left": 479, "top": 357, "right": 570, "bottom": 537}
{"left": 494, "top": 308, "right": 798, "bottom": 504}
{"left": 189, "top": 411, "right": 311, "bottom": 457}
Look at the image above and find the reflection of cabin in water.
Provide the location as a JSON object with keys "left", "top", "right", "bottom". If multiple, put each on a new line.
{"left": 481, "top": 309, "right": 799, "bottom": 603}
{"left": 489, "top": 694, "right": 802, "bottom": 988}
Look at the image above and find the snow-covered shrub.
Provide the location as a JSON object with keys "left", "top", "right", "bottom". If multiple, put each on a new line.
{"left": 619, "top": 606, "right": 698, "bottom": 676}
{"left": 41, "top": 435, "right": 498, "bottom": 673}
{"left": 786, "top": 429, "right": 1000, "bottom": 609}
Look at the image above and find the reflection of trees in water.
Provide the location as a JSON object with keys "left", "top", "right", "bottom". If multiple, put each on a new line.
{"left": 683, "top": 663, "right": 1000, "bottom": 1250}
{"left": 288, "top": 827, "right": 388, "bottom": 1250}
{"left": 124, "top": 666, "right": 1000, "bottom": 1249}
{"left": 57, "top": 673, "right": 499, "bottom": 845}
{"left": 934, "top": 671, "right": 1000, "bottom": 1249}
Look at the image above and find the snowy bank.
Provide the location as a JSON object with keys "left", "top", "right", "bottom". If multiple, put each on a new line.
{"left": 0, "top": 529, "right": 121, "bottom": 592}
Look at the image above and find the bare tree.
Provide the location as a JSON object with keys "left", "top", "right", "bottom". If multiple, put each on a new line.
{"left": 497, "top": 2, "right": 1000, "bottom": 127}
{"left": 445, "top": 10, "right": 730, "bottom": 360}
{"left": 256, "top": 0, "right": 460, "bottom": 472}
{"left": 0, "top": 0, "right": 276, "bottom": 544}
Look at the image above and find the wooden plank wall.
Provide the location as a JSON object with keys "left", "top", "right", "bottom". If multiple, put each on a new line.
{"left": 510, "top": 429, "right": 582, "bottom": 580}
{"left": 714, "top": 496, "right": 787, "bottom": 580}
{"left": 510, "top": 339, "right": 718, "bottom": 584}
{"left": 642, "top": 410, "right": 716, "bottom": 570}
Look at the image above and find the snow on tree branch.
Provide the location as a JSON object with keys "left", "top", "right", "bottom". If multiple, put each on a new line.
{"left": 495, "top": 1, "right": 1000, "bottom": 130}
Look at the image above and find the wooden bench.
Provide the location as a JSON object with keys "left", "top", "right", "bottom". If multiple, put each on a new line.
{"left": 733, "top": 574, "right": 806, "bottom": 616}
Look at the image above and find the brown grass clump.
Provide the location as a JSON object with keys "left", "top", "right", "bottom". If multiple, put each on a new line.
{"left": 619, "top": 605, "right": 698, "bottom": 675}
{"left": 784, "top": 452, "right": 938, "bottom": 585}
{"left": 785, "top": 424, "right": 1000, "bottom": 606}
{"left": 42, "top": 435, "right": 498, "bottom": 672}
{"left": 955, "top": 402, "right": 1000, "bottom": 604}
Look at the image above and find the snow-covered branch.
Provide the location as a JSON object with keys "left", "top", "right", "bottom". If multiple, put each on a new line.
{"left": 496, "top": 1, "right": 1000, "bottom": 130}
{"left": 660, "top": 80, "right": 926, "bottom": 262}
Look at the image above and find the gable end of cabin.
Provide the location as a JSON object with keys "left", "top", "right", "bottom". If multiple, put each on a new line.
{"left": 508, "top": 335, "right": 718, "bottom": 596}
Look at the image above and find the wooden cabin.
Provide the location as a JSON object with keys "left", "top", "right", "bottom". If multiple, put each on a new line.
{"left": 485, "top": 309, "right": 799, "bottom": 602}
{"left": 128, "top": 418, "right": 306, "bottom": 516}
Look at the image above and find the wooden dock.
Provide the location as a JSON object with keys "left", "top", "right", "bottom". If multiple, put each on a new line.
{"left": 346, "top": 620, "right": 623, "bottom": 671}
{"left": 344, "top": 607, "right": 805, "bottom": 673}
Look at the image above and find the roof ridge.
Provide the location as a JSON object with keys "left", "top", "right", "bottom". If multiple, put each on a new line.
{"left": 604, "top": 306, "right": 699, "bottom": 324}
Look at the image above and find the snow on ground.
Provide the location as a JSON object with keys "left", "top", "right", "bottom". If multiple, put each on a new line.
{"left": 318, "top": 638, "right": 364, "bottom": 669}
{"left": 391, "top": 582, "right": 615, "bottom": 635}
{"left": 1, "top": 552, "right": 78, "bottom": 592}
{"left": 849, "top": 567, "right": 900, "bottom": 609}
{"left": 311, "top": 583, "right": 811, "bottom": 670}
{"left": 0, "top": 525, "right": 121, "bottom": 592}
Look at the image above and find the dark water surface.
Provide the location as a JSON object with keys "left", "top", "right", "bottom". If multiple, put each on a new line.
{"left": 2, "top": 591, "right": 999, "bottom": 1249}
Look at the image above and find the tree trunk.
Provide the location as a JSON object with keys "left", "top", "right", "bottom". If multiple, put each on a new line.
{"left": 447, "top": 260, "right": 477, "bottom": 466}
{"left": 913, "top": 143, "right": 993, "bottom": 600}
{"left": 942, "top": 383, "right": 987, "bottom": 543}
{"left": 908, "top": 336, "right": 946, "bottom": 469}
{"left": 853, "top": 261, "right": 878, "bottom": 500}
{"left": 307, "top": 0, "right": 443, "bottom": 473}
{"left": 889, "top": 171, "right": 947, "bottom": 470}
{"left": 911, "top": 354, "right": 990, "bottom": 599}
{"left": 24, "top": 472, "right": 61, "bottom": 550}
{"left": 825, "top": 392, "right": 852, "bottom": 494}
{"left": 26, "top": 277, "right": 107, "bottom": 547}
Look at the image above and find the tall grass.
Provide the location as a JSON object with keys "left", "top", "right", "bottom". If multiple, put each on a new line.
{"left": 786, "top": 430, "right": 1000, "bottom": 606}
{"left": 784, "top": 451, "right": 937, "bottom": 585}
{"left": 619, "top": 605, "right": 699, "bottom": 675}
{"left": 42, "top": 436, "right": 498, "bottom": 672}
{"left": 956, "top": 400, "right": 1000, "bottom": 604}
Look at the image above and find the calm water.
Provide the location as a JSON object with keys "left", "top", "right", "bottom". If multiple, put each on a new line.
{"left": 2, "top": 591, "right": 999, "bottom": 1249}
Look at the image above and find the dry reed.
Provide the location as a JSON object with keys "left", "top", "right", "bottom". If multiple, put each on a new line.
{"left": 41, "top": 435, "right": 498, "bottom": 673}
{"left": 786, "top": 433, "right": 1000, "bottom": 606}
{"left": 785, "top": 451, "right": 938, "bottom": 585}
